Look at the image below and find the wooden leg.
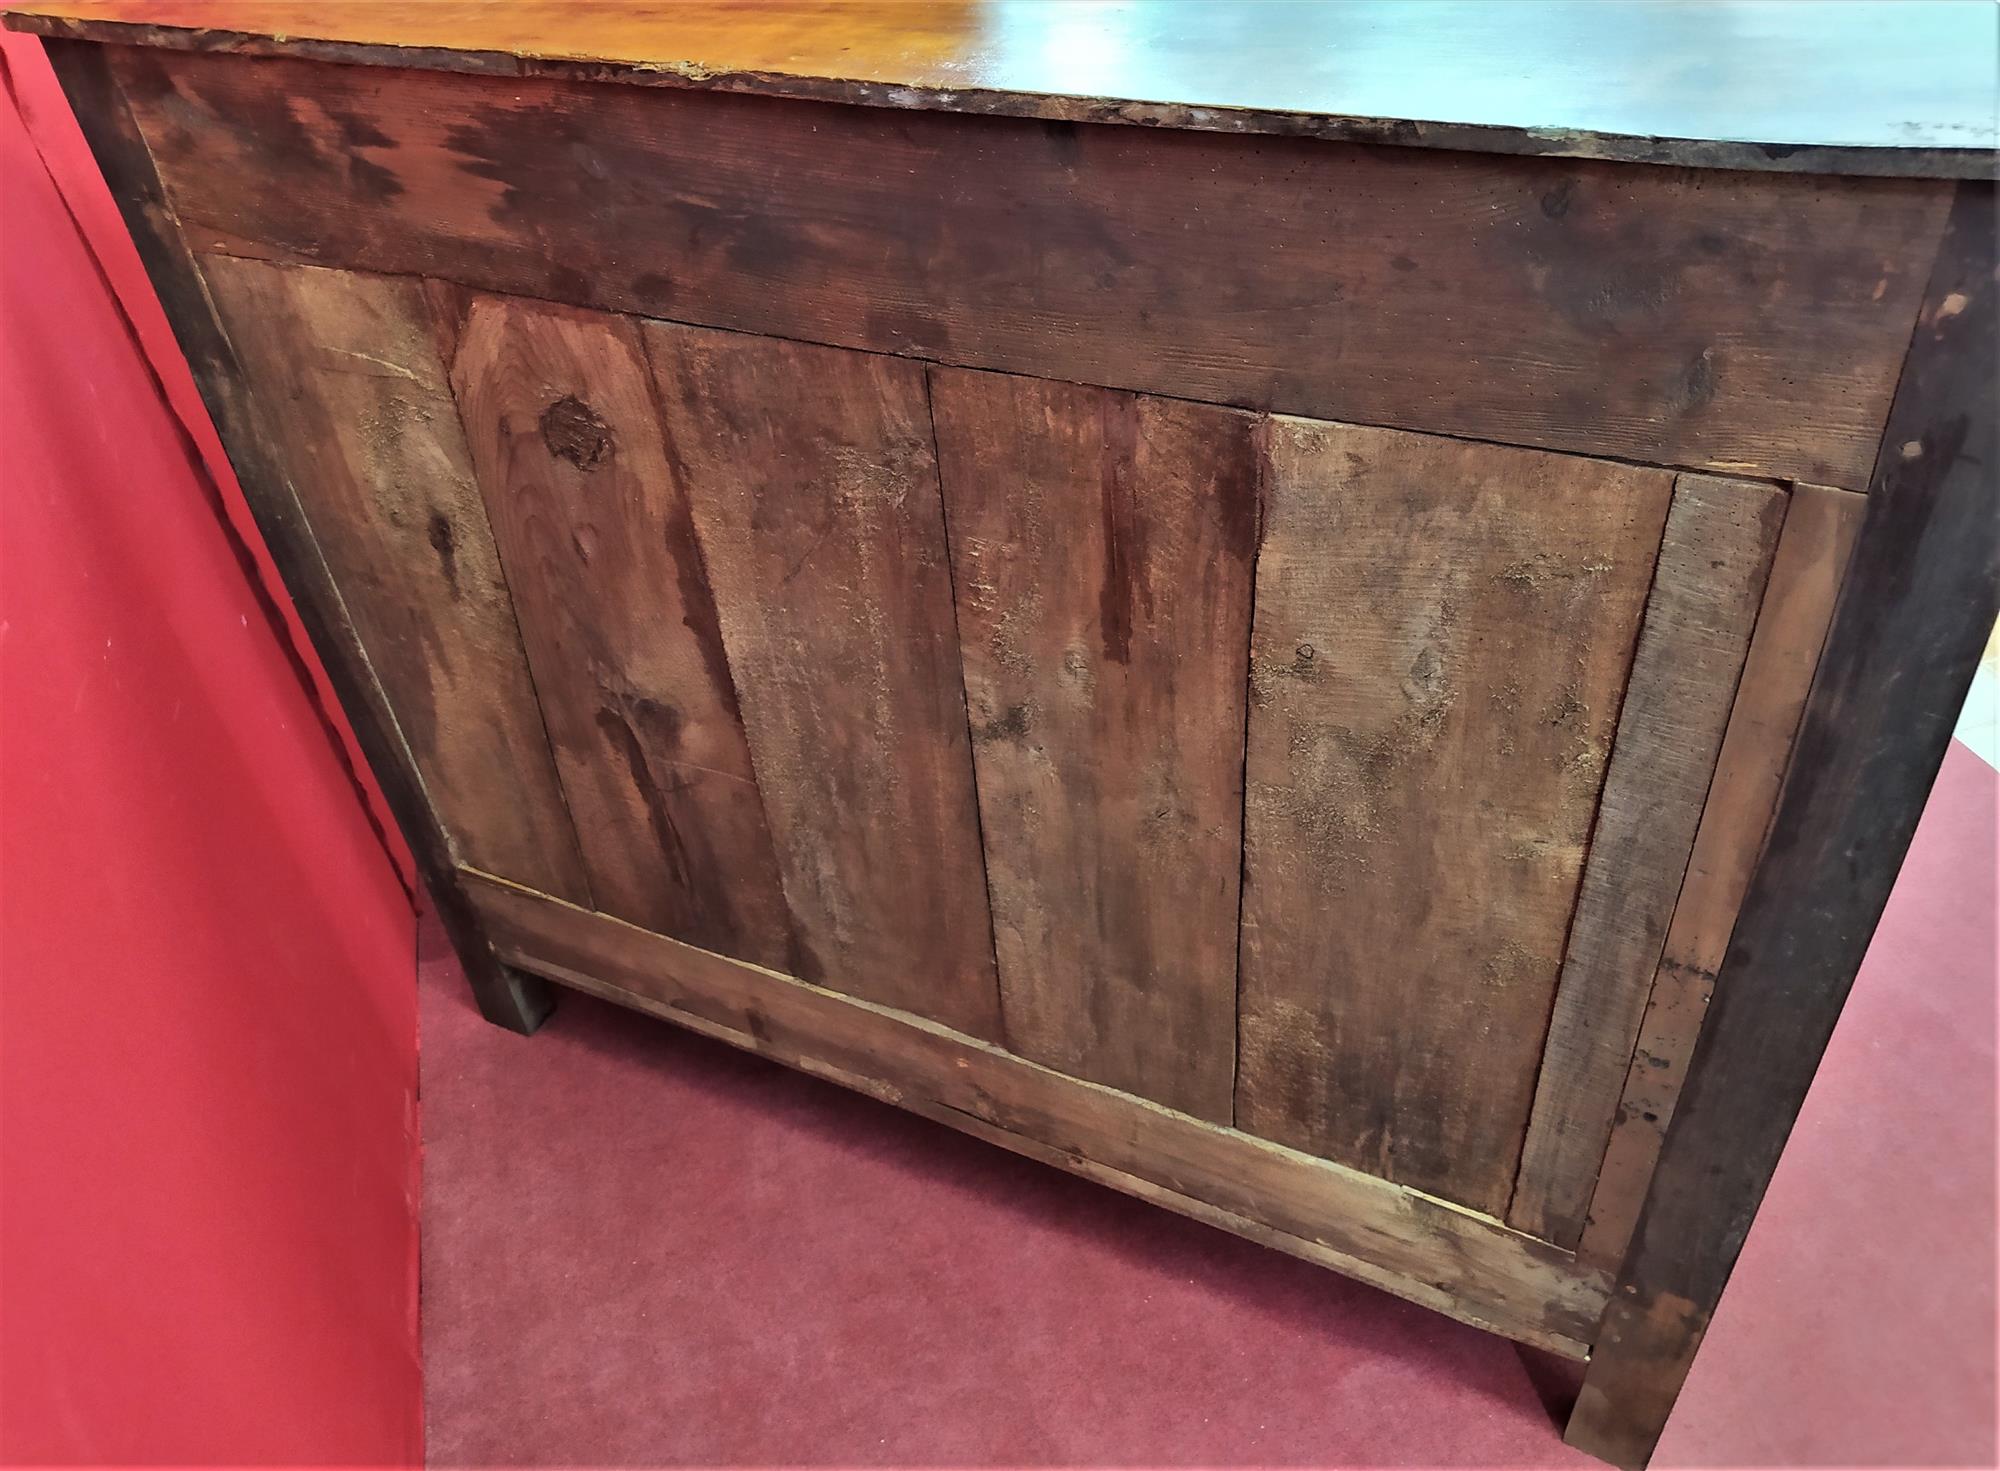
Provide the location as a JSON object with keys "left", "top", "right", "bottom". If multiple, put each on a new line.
{"left": 470, "top": 961, "right": 556, "bottom": 1035}
{"left": 1564, "top": 180, "right": 1996, "bottom": 1471}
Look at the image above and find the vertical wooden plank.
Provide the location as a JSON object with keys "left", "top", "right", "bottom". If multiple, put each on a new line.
{"left": 199, "top": 254, "right": 590, "bottom": 906}
{"left": 927, "top": 367, "right": 1257, "bottom": 1121}
{"left": 1567, "top": 178, "right": 1996, "bottom": 1471}
{"left": 639, "top": 323, "right": 1001, "bottom": 1041}
{"left": 1577, "top": 483, "right": 1866, "bottom": 1271}
{"left": 439, "top": 291, "right": 794, "bottom": 969}
{"left": 1235, "top": 419, "right": 1675, "bottom": 1213}
{"left": 1509, "top": 473, "right": 1786, "bottom": 1245}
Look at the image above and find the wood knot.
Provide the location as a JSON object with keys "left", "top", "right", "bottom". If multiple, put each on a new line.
{"left": 540, "top": 395, "right": 616, "bottom": 470}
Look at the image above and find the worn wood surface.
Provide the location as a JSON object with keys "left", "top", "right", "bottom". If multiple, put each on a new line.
{"left": 41, "top": 39, "right": 554, "bottom": 1030}
{"left": 1235, "top": 419, "right": 1675, "bottom": 1213}
{"left": 108, "top": 46, "right": 1954, "bottom": 488}
{"left": 438, "top": 290, "right": 794, "bottom": 968}
{"left": 462, "top": 866, "right": 1613, "bottom": 1356}
{"left": 9, "top": 1, "right": 1996, "bottom": 178}
{"left": 1578, "top": 482, "right": 1866, "bottom": 1271}
{"left": 641, "top": 322, "right": 1000, "bottom": 1039}
{"left": 1509, "top": 473, "right": 1786, "bottom": 1245}
{"left": 1567, "top": 179, "right": 1998, "bottom": 1470}
{"left": 200, "top": 254, "right": 590, "bottom": 904}
{"left": 928, "top": 367, "right": 1257, "bottom": 1122}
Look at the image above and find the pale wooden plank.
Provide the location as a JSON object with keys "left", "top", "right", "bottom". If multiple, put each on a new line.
{"left": 201, "top": 254, "right": 589, "bottom": 902}
{"left": 928, "top": 367, "right": 1257, "bottom": 1121}
{"left": 1575, "top": 483, "right": 1866, "bottom": 1269}
{"left": 1509, "top": 473, "right": 1788, "bottom": 1245}
{"left": 440, "top": 290, "right": 794, "bottom": 968}
{"left": 639, "top": 322, "right": 1001, "bottom": 1040}
{"left": 460, "top": 866, "right": 1612, "bottom": 1356}
{"left": 1235, "top": 419, "right": 1676, "bottom": 1213}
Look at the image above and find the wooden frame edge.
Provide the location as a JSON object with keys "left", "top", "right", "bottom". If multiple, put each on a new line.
{"left": 459, "top": 865, "right": 1611, "bottom": 1359}
{"left": 1566, "top": 178, "right": 1998, "bottom": 1468}
{"left": 1574, "top": 481, "right": 1868, "bottom": 1272}
{"left": 39, "top": 36, "right": 550, "bottom": 1033}
{"left": 7, "top": 9, "right": 1992, "bottom": 181}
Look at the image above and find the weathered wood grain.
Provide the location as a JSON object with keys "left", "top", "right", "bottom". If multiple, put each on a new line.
{"left": 1576, "top": 482, "right": 1865, "bottom": 1272}
{"left": 927, "top": 367, "right": 1257, "bottom": 1121}
{"left": 461, "top": 866, "right": 1613, "bottom": 1356}
{"left": 110, "top": 45, "right": 1954, "bottom": 487}
{"left": 1235, "top": 419, "right": 1675, "bottom": 1213}
{"left": 639, "top": 322, "right": 1000, "bottom": 1039}
{"left": 199, "top": 254, "right": 589, "bottom": 903}
{"left": 1509, "top": 473, "right": 1786, "bottom": 1246}
{"left": 439, "top": 290, "right": 793, "bottom": 968}
{"left": 1566, "top": 177, "right": 1997, "bottom": 1471}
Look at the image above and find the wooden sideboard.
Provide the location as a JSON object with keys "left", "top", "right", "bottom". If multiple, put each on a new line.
{"left": 12, "top": 3, "right": 1992, "bottom": 1463}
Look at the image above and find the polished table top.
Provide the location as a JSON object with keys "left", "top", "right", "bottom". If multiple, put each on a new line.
{"left": 7, "top": 0, "right": 1996, "bottom": 177}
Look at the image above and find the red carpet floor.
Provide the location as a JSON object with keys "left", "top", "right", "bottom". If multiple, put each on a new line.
{"left": 420, "top": 742, "right": 1995, "bottom": 1466}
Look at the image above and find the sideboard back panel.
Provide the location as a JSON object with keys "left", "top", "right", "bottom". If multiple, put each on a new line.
{"left": 114, "top": 44, "right": 1952, "bottom": 488}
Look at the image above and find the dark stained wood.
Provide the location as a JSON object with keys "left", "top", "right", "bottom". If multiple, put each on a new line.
{"left": 439, "top": 290, "right": 793, "bottom": 969}
{"left": 8, "top": 1, "right": 1996, "bottom": 178}
{"left": 1509, "top": 473, "right": 1786, "bottom": 1245}
{"left": 1578, "top": 482, "right": 1866, "bottom": 1272}
{"left": 461, "top": 866, "right": 1614, "bottom": 1356}
{"left": 38, "top": 37, "right": 554, "bottom": 1030}
{"left": 639, "top": 322, "right": 1001, "bottom": 1039}
{"left": 927, "top": 367, "right": 1256, "bottom": 1122}
{"left": 1235, "top": 419, "right": 1675, "bottom": 1213}
{"left": 199, "top": 255, "right": 591, "bottom": 905}
{"left": 1566, "top": 179, "right": 1998, "bottom": 1470}
{"left": 106, "top": 45, "right": 1956, "bottom": 489}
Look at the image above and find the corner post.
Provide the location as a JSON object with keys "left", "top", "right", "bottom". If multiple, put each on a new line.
{"left": 1566, "top": 180, "right": 1996, "bottom": 1467}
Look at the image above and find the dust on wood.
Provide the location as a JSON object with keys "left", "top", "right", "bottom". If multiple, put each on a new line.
{"left": 443, "top": 291, "right": 794, "bottom": 969}
{"left": 929, "top": 366, "right": 1257, "bottom": 1122}
{"left": 1234, "top": 417, "right": 1675, "bottom": 1215}
{"left": 201, "top": 253, "right": 590, "bottom": 901}
{"left": 640, "top": 321, "right": 1001, "bottom": 1040}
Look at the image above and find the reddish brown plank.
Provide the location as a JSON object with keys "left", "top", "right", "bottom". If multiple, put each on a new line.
{"left": 1575, "top": 482, "right": 1865, "bottom": 1270}
{"left": 439, "top": 290, "right": 794, "bottom": 968}
{"left": 1509, "top": 473, "right": 1786, "bottom": 1246}
{"left": 200, "top": 253, "right": 589, "bottom": 902}
{"left": 112, "top": 45, "right": 1953, "bottom": 487}
{"left": 928, "top": 367, "right": 1257, "bottom": 1121}
{"left": 639, "top": 323, "right": 1001, "bottom": 1040}
{"left": 1235, "top": 418, "right": 1675, "bottom": 1214}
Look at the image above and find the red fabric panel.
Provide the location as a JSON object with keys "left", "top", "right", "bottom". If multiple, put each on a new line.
{"left": 0, "top": 33, "right": 421, "bottom": 1465}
